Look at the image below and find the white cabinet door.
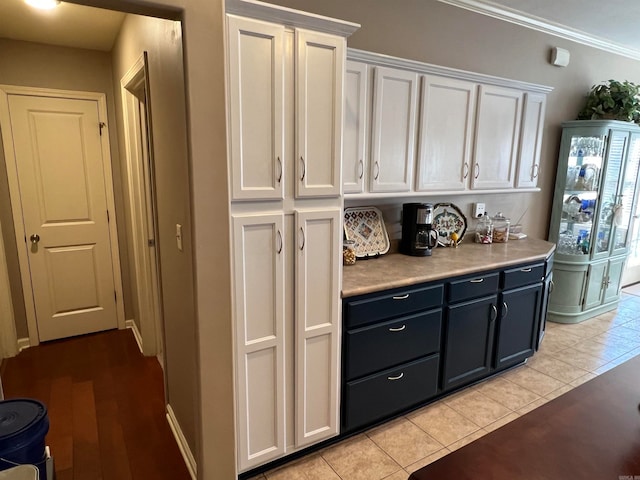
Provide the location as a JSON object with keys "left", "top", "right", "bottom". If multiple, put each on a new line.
{"left": 227, "top": 15, "right": 285, "bottom": 201}
{"left": 472, "top": 85, "right": 523, "bottom": 189}
{"left": 370, "top": 66, "right": 418, "bottom": 192}
{"left": 294, "top": 208, "right": 341, "bottom": 447}
{"left": 516, "top": 92, "right": 546, "bottom": 188}
{"left": 416, "top": 76, "right": 477, "bottom": 192}
{"left": 296, "top": 29, "right": 344, "bottom": 198}
{"left": 343, "top": 61, "right": 369, "bottom": 194}
{"left": 232, "top": 213, "right": 286, "bottom": 471}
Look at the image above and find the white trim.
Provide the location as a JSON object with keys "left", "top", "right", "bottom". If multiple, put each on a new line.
{"left": 438, "top": 0, "right": 640, "bottom": 61}
{"left": 125, "top": 319, "right": 144, "bottom": 354}
{"left": 17, "top": 338, "right": 30, "bottom": 352}
{"left": 0, "top": 219, "right": 18, "bottom": 359}
{"left": 0, "top": 85, "right": 126, "bottom": 346}
{"left": 120, "top": 54, "right": 163, "bottom": 358}
{"left": 347, "top": 48, "right": 553, "bottom": 94}
{"left": 225, "top": 0, "right": 359, "bottom": 37}
{"left": 166, "top": 404, "right": 197, "bottom": 480}
{"left": 345, "top": 187, "right": 541, "bottom": 200}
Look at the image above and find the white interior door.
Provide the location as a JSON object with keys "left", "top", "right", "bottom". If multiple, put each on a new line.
{"left": 6, "top": 94, "right": 118, "bottom": 341}
{"left": 622, "top": 207, "right": 640, "bottom": 286}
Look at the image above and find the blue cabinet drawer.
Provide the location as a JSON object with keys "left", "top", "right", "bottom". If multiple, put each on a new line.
{"left": 345, "top": 284, "right": 443, "bottom": 328}
{"left": 503, "top": 263, "right": 544, "bottom": 290}
{"left": 343, "top": 354, "right": 439, "bottom": 432}
{"left": 344, "top": 309, "right": 442, "bottom": 381}
{"left": 448, "top": 273, "right": 499, "bottom": 303}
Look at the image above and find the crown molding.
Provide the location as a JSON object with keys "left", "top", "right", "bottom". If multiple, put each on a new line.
{"left": 348, "top": 48, "right": 553, "bottom": 94}
{"left": 226, "top": 0, "right": 360, "bottom": 37}
{"left": 438, "top": 0, "right": 640, "bottom": 61}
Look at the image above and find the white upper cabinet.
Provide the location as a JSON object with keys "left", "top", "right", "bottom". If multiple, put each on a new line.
{"left": 228, "top": 15, "right": 285, "bottom": 201}
{"left": 296, "top": 29, "right": 344, "bottom": 198}
{"left": 471, "top": 85, "right": 523, "bottom": 190}
{"left": 342, "top": 61, "right": 369, "bottom": 194}
{"left": 516, "top": 92, "right": 546, "bottom": 188}
{"left": 370, "top": 66, "right": 418, "bottom": 193}
{"left": 294, "top": 208, "right": 341, "bottom": 448}
{"left": 416, "top": 76, "right": 477, "bottom": 192}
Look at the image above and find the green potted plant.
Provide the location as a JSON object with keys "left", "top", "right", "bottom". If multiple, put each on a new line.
{"left": 577, "top": 79, "right": 640, "bottom": 124}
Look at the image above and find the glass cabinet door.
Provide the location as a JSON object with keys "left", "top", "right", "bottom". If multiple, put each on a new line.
{"left": 612, "top": 133, "right": 640, "bottom": 254}
{"left": 556, "top": 133, "right": 606, "bottom": 256}
{"left": 592, "top": 131, "right": 628, "bottom": 258}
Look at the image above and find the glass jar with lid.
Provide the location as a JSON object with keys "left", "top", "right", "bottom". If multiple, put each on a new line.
{"left": 475, "top": 213, "right": 493, "bottom": 244}
{"left": 343, "top": 239, "right": 356, "bottom": 265}
{"left": 492, "top": 212, "right": 510, "bottom": 243}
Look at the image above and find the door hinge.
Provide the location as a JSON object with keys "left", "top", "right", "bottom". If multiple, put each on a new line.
{"left": 114, "top": 290, "right": 117, "bottom": 303}
{"left": 99, "top": 122, "right": 106, "bottom": 136}
{"left": 107, "top": 210, "right": 110, "bottom": 223}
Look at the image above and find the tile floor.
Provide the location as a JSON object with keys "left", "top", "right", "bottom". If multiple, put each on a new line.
{"left": 249, "top": 292, "right": 640, "bottom": 480}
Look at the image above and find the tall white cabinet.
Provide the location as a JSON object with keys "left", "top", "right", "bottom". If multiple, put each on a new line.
{"left": 226, "top": 5, "right": 358, "bottom": 473}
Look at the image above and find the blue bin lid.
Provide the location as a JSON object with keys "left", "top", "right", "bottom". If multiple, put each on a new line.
{"left": 0, "top": 399, "right": 48, "bottom": 445}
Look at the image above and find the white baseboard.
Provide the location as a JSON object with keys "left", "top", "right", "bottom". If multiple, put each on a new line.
{"left": 17, "top": 337, "right": 30, "bottom": 352}
{"left": 125, "top": 319, "right": 144, "bottom": 354}
{"left": 166, "top": 404, "right": 197, "bottom": 480}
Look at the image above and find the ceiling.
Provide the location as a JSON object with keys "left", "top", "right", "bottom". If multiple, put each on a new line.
{"left": 0, "top": 1, "right": 125, "bottom": 51}
{"left": 0, "top": 0, "right": 639, "bottom": 59}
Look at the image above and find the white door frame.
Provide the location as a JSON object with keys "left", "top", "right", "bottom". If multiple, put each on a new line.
{"left": 0, "top": 84, "right": 126, "bottom": 347}
{"left": 120, "top": 54, "right": 164, "bottom": 358}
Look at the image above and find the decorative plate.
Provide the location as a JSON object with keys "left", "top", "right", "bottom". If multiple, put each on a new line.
{"left": 344, "top": 207, "right": 390, "bottom": 258}
{"left": 433, "top": 203, "right": 467, "bottom": 246}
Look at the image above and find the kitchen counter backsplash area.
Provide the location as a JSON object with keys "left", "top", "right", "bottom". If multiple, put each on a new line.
{"left": 344, "top": 192, "right": 541, "bottom": 252}
{"left": 342, "top": 236, "right": 555, "bottom": 297}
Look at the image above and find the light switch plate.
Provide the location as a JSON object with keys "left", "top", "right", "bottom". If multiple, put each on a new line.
{"left": 176, "top": 224, "right": 183, "bottom": 251}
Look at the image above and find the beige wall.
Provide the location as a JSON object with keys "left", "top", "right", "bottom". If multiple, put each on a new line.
{"left": 267, "top": 0, "right": 640, "bottom": 240}
{"left": 111, "top": 13, "right": 198, "bottom": 454}
{"left": 0, "top": 38, "right": 134, "bottom": 338}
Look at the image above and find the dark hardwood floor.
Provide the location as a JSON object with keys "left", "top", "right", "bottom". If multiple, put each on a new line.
{"left": 409, "top": 353, "right": 640, "bottom": 480}
{"left": 0, "top": 329, "right": 191, "bottom": 480}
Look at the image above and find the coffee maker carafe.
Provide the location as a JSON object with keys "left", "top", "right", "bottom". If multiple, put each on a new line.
{"left": 401, "top": 203, "right": 438, "bottom": 256}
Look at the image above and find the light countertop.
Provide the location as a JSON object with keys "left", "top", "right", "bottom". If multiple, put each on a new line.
{"left": 342, "top": 237, "right": 556, "bottom": 298}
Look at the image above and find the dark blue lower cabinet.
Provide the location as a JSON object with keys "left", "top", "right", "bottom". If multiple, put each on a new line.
{"left": 342, "top": 354, "right": 439, "bottom": 432}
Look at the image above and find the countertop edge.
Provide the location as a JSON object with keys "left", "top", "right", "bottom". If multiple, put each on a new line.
{"left": 342, "top": 240, "right": 556, "bottom": 298}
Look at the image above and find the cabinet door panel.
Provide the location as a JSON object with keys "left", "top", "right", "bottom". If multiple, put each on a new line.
{"left": 343, "top": 61, "right": 368, "bottom": 194}
{"left": 583, "top": 260, "right": 607, "bottom": 310}
{"left": 228, "top": 15, "right": 284, "bottom": 200}
{"left": 296, "top": 30, "right": 344, "bottom": 197}
{"left": 495, "top": 284, "right": 541, "bottom": 370}
{"left": 295, "top": 208, "right": 341, "bottom": 447}
{"left": 604, "top": 257, "right": 625, "bottom": 304}
{"left": 370, "top": 66, "right": 418, "bottom": 192}
{"left": 416, "top": 76, "right": 477, "bottom": 191}
{"left": 443, "top": 295, "right": 497, "bottom": 391}
{"left": 516, "top": 92, "right": 546, "bottom": 188}
{"left": 232, "top": 213, "right": 285, "bottom": 471}
{"left": 472, "top": 85, "right": 522, "bottom": 189}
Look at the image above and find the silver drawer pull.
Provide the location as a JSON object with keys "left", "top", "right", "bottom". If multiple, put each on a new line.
{"left": 470, "top": 278, "right": 484, "bottom": 283}
{"left": 389, "top": 325, "right": 406, "bottom": 332}
{"left": 392, "top": 294, "right": 410, "bottom": 300}
{"left": 520, "top": 268, "right": 532, "bottom": 272}
{"left": 387, "top": 373, "right": 404, "bottom": 381}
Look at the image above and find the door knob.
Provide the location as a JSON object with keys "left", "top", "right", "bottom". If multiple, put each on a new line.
{"left": 30, "top": 234, "right": 40, "bottom": 245}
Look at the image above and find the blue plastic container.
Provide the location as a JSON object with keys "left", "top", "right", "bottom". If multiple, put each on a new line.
{"left": 0, "top": 399, "right": 49, "bottom": 479}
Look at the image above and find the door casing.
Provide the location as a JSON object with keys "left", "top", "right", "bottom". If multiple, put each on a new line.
{"left": 0, "top": 84, "right": 126, "bottom": 348}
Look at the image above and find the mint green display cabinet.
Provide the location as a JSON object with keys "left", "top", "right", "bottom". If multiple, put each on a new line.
{"left": 548, "top": 120, "right": 640, "bottom": 323}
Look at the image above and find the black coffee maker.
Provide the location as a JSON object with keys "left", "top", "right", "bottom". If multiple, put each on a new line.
{"left": 401, "top": 203, "right": 438, "bottom": 256}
